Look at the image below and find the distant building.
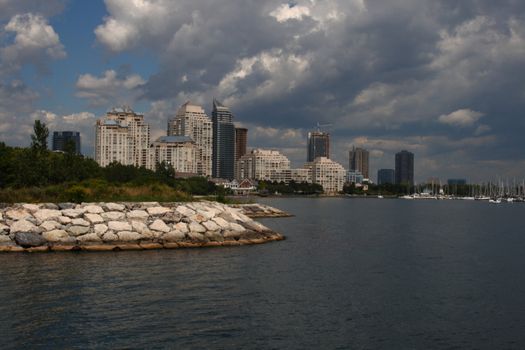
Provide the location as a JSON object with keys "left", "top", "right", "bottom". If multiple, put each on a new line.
{"left": 377, "top": 169, "right": 395, "bottom": 185}
{"left": 236, "top": 149, "right": 290, "bottom": 181}
{"left": 349, "top": 146, "right": 369, "bottom": 179}
{"left": 305, "top": 157, "right": 346, "bottom": 194}
{"left": 212, "top": 99, "right": 235, "bottom": 180}
{"left": 307, "top": 131, "right": 330, "bottom": 162}
{"left": 395, "top": 150, "right": 414, "bottom": 186}
{"left": 448, "top": 179, "right": 467, "bottom": 186}
{"left": 52, "top": 131, "right": 81, "bottom": 154}
{"left": 148, "top": 136, "right": 197, "bottom": 175}
{"left": 347, "top": 170, "right": 364, "bottom": 184}
{"left": 168, "top": 102, "right": 212, "bottom": 177}
{"left": 95, "top": 106, "right": 150, "bottom": 167}
{"left": 235, "top": 127, "right": 248, "bottom": 162}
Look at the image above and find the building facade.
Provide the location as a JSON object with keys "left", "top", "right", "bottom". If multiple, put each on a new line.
{"left": 52, "top": 131, "right": 81, "bottom": 154}
{"left": 305, "top": 157, "right": 346, "bottom": 194}
{"left": 95, "top": 107, "right": 150, "bottom": 167}
{"left": 307, "top": 131, "right": 330, "bottom": 162}
{"left": 211, "top": 99, "right": 235, "bottom": 180}
{"left": 395, "top": 150, "right": 414, "bottom": 186}
{"left": 235, "top": 127, "right": 248, "bottom": 162}
{"left": 349, "top": 146, "right": 369, "bottom": 179}
{"left": 347, "top": 170, "right": 364, "bottom": 184}
{"left": 377, "top": 169, "right": 395, "bottom": 185}
{"left": 236, "top": 149, "right": 291, "bottom": 181}
{"left": 148, "top": 136, "right": 197, "bottom": 175}
{"left": 168, "top": 102, "right": 212, "bottom": 177}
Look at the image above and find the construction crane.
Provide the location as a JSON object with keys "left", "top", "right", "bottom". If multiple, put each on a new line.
{"left": 316, "top": 122, "right": 332, "bottom": 132}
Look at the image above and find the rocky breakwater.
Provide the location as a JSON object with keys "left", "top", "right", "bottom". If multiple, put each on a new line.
{"left": 232, "top": 203, "right": 293, "bottom": 218}
{"left": 0, "top": 202, "right": 284, "bottom": 252}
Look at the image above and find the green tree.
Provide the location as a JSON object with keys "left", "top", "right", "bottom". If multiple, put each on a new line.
{"left": 30, "top": 120, "right": 49, "bottom": 153}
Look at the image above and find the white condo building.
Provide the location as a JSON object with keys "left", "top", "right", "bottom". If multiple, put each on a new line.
{"left": 304, "top": 157, "right": 346, "bottom": 194}
{"left": 95, "top": 107, "right": 150, "bottom": 167}
{"left": 236, "top": 149, "right": 291, "bottom": 181}
{"left": 148, "top": 136, "right": 197, "bottom": 175}
{"left": 168, "top": 102, "right": 212, "bottom": 177}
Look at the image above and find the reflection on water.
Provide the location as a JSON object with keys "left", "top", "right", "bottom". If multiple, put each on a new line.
{"left": 1, "top": 198, "right": 524, "bottom": 349}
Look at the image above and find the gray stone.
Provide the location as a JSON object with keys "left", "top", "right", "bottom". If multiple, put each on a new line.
{"left": 58, "top": 202, "right": 75, "bottom": 210}
{"left": 62, "top": 209, "right": 85, "bottom": 218}
{"left": 101, "top": 211, "right": 125, "bottom": 221}
{"left": 40, "top": 220, "right": 61, "bottom": 232}
{"left": 57, "top": 216, "right": 72, "bottom": 224}
{"left": 14, "top": 232, "right": 46, "bottom": 247}
{"left": 223, "top": 230, "right": 241, "bottom": 239}
{"left": 117, "top": 231, "right": 142, "bottom": 241}
{"left": 0, "top": 223, "right": 10, "bottom": 232}
{"left": 202, "top": 220, "right": 220, "bottom": 231}
{"left": 6, "top": 209, "right": 32, "bottom": 220}
{"left": 77, "top": 233, "right": 102, "bottom": 242}
{"left": 197, "top": 209, "right": 216, "bottom": 220}
{"left": 105, "top": 202, "right": 125, "bottom": 211}
{"left": 72, "top": 218, "right": 90, "bottom": 227}
{"left": 11, "top": 219, "right": 39, "bottom": 233}
{"left": 218, "top": 212, "right": 237, "bottom": 223}
{"left": 34, "top": 209, "right": 63, "bottom": 222}
{"left": 94, "top": 224, "right": 108, "bottom": 235}
{"left": 42, "top": 230, "right": 70, "bottom": 242}
{"left": 187, "top": 231, "right": 206, "bottom": 241}
{"left": 68, "top": 225, "right": 90, "bottom": 236}
{"left": 41, "top": 203, "right": 59, "bottom": 210}
{"left": 229, "top": 223, "right": 246, "bottom": 233}
{"left": 131, "top": 221, "right": 150, "bottom": 234}
{"left": 160, "top": 212, "right": 182, "bottom": 224}
{"left": 205, "top": 231, "right": 224, "bottom": 242}
{"left": 102, "top": 232, "right": 119, "bottom": 242}
{"left": 0, "top": 235, "right": 11, "bottom": 243}
{"left": 188, "top": 221, "right": 206, "bottom": 233}
{"left": 241, "top": 220, "right": 267, "bottom": 233}
{"left": 176, "top": 206, "right": 195, "bottom": 217}
{"left": 108, "top": 221, "right": 132, "bottom": 231}
{"left": 190, "top": 213, "right": 207, "bottom": 223}
{"left": 127, "top": 210, "right": 149, "bottom": 220}
{"left": 174, "top": 222, "right": 188, "bottom": 233}
{"left": 0, "top": 212, "right": 2, "bottom": 221}
{"left": 164, "top": 230, "right": 186, "bottom": 242}
{"left": 83, "top": 205, "right": 104, "bottom": 214}
{"left": 22, "top": 204, "right": 40, "bottom": 212}
{"left": 147, "top": 206, "right": 171, "bottom": 216}
{"left": 149, "top": 219, "right": 170, "bottom": 233}
{"left": 84, "top": 213, "right": 104, "bottom": 224}
{"left": 212, "top": 217, "right": 231, "bottom": 230}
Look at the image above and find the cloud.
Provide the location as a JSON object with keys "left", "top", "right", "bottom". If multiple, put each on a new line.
{"left": 438, "top": 109, "right": 484, "bottom": 127}
{"left": 1, "top": 13, "right": 66, "bottom": 75}
{"left": 75, "top": 69, "right": 146, "bottom": 107}
{"left": 270, "top": 4, "right": 311, "bottom": 23}
{"left": 0, "top": 0, "right": 66, "bottom": 21}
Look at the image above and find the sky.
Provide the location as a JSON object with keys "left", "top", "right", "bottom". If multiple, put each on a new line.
{"left": 1, "top": 0, "right": 525, "bottom": 183}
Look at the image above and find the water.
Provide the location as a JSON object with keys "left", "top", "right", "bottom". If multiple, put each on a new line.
{"left": 0, "top": 198, "right": 524, "bottom": 349}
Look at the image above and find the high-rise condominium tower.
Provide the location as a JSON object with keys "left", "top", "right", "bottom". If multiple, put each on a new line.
{"left": 211, "top": 99, "right": 235, "bottom": 179}
{"left": 349, "top": 146, "right": 369, "bottom": 179}
{"left": 168, "top": 102, "right": 212, "bottom": 177}
{"left": 53, "top": 131, "right": 81, "bottom": 154}
{"left": 95, "top": 106, "right": 150, "bottom": 167}
{"left": 235, "top": 127, "right": 248, "bottom": 162}
{"left": 307, "top": 131, "right": 330, "bottom": 162}
{"left": 395, "top": 150, "right": 414, "bottom": 186}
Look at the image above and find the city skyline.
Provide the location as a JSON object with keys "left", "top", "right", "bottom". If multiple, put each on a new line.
{"left": 1, "top": 1, "right": 525, "bottom": 183}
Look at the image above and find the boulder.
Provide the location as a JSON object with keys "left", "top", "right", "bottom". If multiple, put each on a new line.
{"left": 84, "top": 213, "right": 104, "bottom": 224}
{"left": 41, "top": 203, "right": 59, "bottom": 210}
{"left": 22, "top": 204, "right": 40, "bottom": 212}
{"left": 212, "top": 217, "right": 231, "bottom": 230}
{"left": 187, "top": 231, "right": 206, "bottom": 242}
{"left": 57, "top": 216, "right": 72, "bottom": 224}
{"left": 68, "top": 225, "right": 90, "bottom": 236}
{"left": 131, "top": 221, "right": 150, "bottom": 234}
{"left": 190, "top": 213, "right": 207, "bottom": 223}
{"left": 160, "top": 212, "right": 182, "bottom": 224}
{"left": 83, "top": 205, "right": 104, "bottom": 214}
{"left": 105, "top": 203, "right": 125, "bottom": 211}
{"left": 11, "top": 219, "right": 39, "bottom": 234}
{"left": 77, "top": 233, "right": 102, "bottom": 242}
{"left": 34, "top": 209, "right": 62, "bottom": 222}
{"left": 6, "top": 209, "right": 32, "bottom": 221}
{"left": 101, "top": 211, "right": 125, "bottom": 221}
{"left": 223, "top": 230, "right": 242, "bottom": 239}
{"left": 42, "top": 230, "right": 70, "bottom": 242}
{"left": 241, "top": 220, "right": 267, "bottom": 233}
{"left": 202, "top": 220, "right": 220, "bottom": 231}
{"left": 127, "top": 210, "right": 149, "bottom": 220}
{"left": 176, "top": 205, "right": 195, "bottom": 217}
{"left": 108, "top": 221, "right": 132, "bottom": 231}
{"left": 62, "top": 209, "right": 85, "bottom": 218}
{"left": 57, "top": 203, "right": 75, "bottom": 210}
{"left": 0, "top": 223, "right": 10, "bottom": 232}
{"left": 147, "top": 206, "right": 171, "bottom": 216}
{"left": 205, "top": 231, "right": 224, "bottom": 242}
{"left": 229, "top": 222, "right": 247, "bottom": 233}
{"left": 117, "top": 231, "right": 142, "bottom": 241}
{"left": 188, "top": 221, "right": 206, "bottom": 233}
{"left": 163, "top": 230, "right": 186, "bottom": 242}
{"left": 40, "top": 220, "right": 61, "bottom": 232}
{"left": 14, "top": 232, "right": 46, "bottom": 247}
{"left": 102, "top": 232, "right": 119, "bottom": 242}
{"left": 149, "top": 219, "right": 170, "bottom": 233}
{"left": 94, "top": 224, "right": 108, "bottom": 235}
{"left": 0, "top": 235, "right": 11, "bottom": 243}
{"left": 174, "top": 222, "right": 189, "bottom": 233}
{"left": 72, "top": 218, "right": 90, "bottom": 227}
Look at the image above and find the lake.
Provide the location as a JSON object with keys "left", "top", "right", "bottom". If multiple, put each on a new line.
{"left": 0, "top": 198, "right": 524, "bottom": 349}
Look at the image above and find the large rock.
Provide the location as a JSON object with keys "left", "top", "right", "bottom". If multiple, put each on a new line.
{"left": 22, "top": 204, "right": 40, "bottom": 212}
{"left": 241, "top": 220, "right": 267, "bottom": 233}
{"left": 108, "top": 221, "right": 132, "bottom": 231}
{"left": 205, "top": 231, "right": 224, "bottom": 242}
{"left": 197, "top": 209, "right": 216, "bottom": 220}
{"left": 229, "top": 222, "right": 247, "bottom": 233}
{"left": 6, "top": 209, "right": 32, "bottom": 221}
{"left": 72, "top": 218, "right": 90, "bottom": 227}
{"left": 84, "top": 213, "right": 104, "bottom": 224}
{"left": 188, "top": 221, "right": 206, "bottom": 233}
{"left": 34, "top": 209, "right": 62, "bottom": 222}
{"left": 202, "top": 220, "right": 220, "bottom": 231}
{"left": 190, "top": 213, "right": 207, "bottom": 223}
{"left": 62, "top": 209, "right": 85, "bottom": 218}
{"left": 212, "top": 217, "right": 231, "bottom": 230}
{"left": 57, "top": 216, "right": 72, "bottom": 224}
{"left": 127, "top": 210, "right": 149, "bottom": 220}
{"left": 94, "top": 224, "right": 108, "bottom": 235}
{"left": 57, "top": 203, "right": 75, "bottom": 210}
{"left": 149, "top": 219, "right": 170, "bottom": 233}
{"left": 117, "top": 231, "right": 142, "bottom": 241}
{"left": 101, "top": 211, "right": 125, "bottom": 221}
{"left": 14, "top": 232, "right": 46, "bottom": 247}
{"left": 187, "top": 231, "right": 206, "bottom": 242}
{"left": 102, "top": 232, "right": 119, "bottom": 242}
{"left": 105, "top": 203, "right": 125, "bottom": 211}
{"left": 174, "top": 222, "right": 188, "bottom": 234}
{"left": 160, "top": 212, "right": 182, "bottom": 224}
{"left": 83, "top": 205, "right": 104, "bottom": 214}
{"left": 131, "top": 221, "right": 150, "bottom": 235}
{"left": 0, "top": 223, "right": 9, "bottom": 232}
{"left": 147, "top": 206, "right": 171, "bottom": 216}
{"left": 77, "top": 233, "right": 102, "bottom": 242}
{"left": 68, "top": 225, "right": 90, "bottom": 236}
{"left": 176, "top": 206, "right": 195, "bottom": 217}
{"left": 11, "top": 219, "right": 39, "bottom": 233}
{"left": 40, "top": 220, "right": 61, "bottom": 232}
{"left": 164, "top": 230, "right": 185, "bottom": 242}
{"left": 42, "top": 230, "right": 70, "bottom": 242}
